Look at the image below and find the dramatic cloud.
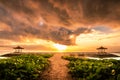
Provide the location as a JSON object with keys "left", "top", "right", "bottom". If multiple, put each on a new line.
{"left": 0, "top": 0, "right": 120, "bottom": 46}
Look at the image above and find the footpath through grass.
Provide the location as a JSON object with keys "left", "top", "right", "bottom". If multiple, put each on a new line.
{"left": 0, "top": 54, "right": 53, "bottom": 80}
{"left": 63, "top": 56, "right": 120, "bottom": 80}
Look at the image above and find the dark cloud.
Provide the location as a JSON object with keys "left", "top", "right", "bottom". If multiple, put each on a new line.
{"left": 0, "top": 0, "right": 120, "bottom": 45}
{"left": 74, "top": 27, "right": 91, "bottom": 35}
{"left": 0, "top": 25, "right": 90, "bottom": 45}
{"left": 82, "top": 0, "right": 120, "bottom": 23}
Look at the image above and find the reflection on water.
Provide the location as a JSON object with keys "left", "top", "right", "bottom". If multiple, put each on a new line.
{"left": 0, "top": 50, "right": 12, "bottom": 55}
{"left": 0, "top": 52, "right": 120, "bottom": 60}
{"left": 87, "top": 57, "right": 120, "bottom": 60}
{"left": 87, "top": 53, "right": 120, "bottom": 60}
{"left": 0, "top": 57, "right": 8, "bottom": 59}
{"left": 0, "top": 50, "right": 13, "bottom": 59}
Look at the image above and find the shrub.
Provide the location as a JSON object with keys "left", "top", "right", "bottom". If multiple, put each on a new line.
{"left": 0, "top": 54, "right": 51, "bottom": 80}
{"left": 66, "top": 57, "right": 120, "bottom": 80}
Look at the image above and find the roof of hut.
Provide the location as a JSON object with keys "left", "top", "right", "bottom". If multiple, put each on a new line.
{"left": 14, "top": 46, "right": 24, "bottom": 49}
{"left": 97, "top": 46, "right": 107, "bottom": 50}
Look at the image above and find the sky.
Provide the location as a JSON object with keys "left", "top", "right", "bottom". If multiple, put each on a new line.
{"left": 0, "top": 0, "right": 120, "bottom": 52}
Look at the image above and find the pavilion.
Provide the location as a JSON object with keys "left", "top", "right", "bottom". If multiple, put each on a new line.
{"left": 97, "top": 46, "right": 107, "bottom": 54}
{"left": 14, "top": 46, "right": 24, "bottom": 53}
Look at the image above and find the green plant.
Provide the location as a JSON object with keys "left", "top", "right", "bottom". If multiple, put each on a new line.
{"left": 0, "top": 54, "right": 52, "bottom": 80}
{"left": 66, "top": 56, "right": 120, "bottom": 80}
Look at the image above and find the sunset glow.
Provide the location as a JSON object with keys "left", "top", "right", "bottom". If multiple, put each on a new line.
{"left": 1, "top": 1, "right": 120, "bottom": 80}
{"left": 69, "top": 35, "right": 75, "bottom": 39}
{"left": 53, "top": 44, "right": 67, "bottom": 51}
{"left": 0, "top": 0, "right": 120, "bottom": 52}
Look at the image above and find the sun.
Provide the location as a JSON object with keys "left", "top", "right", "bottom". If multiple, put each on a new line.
{"left": 53, "top": 43, "right": 67, "bottom": 51}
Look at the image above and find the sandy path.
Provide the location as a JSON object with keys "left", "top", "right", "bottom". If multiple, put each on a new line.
{"left": 41, "top": 53, "right": 73, "bottom": 80}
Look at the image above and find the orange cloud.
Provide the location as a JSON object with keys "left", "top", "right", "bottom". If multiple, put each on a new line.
{"left": 0, "top": 0, "right": 120, "bottom": 52}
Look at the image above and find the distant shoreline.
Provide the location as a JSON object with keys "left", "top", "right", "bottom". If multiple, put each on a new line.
{"left": 1, "top": 52, "right": 120, "bottom": 58}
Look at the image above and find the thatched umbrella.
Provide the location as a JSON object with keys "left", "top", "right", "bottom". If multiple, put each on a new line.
{"left": 97, "top": 46, "right": 107, "bottom": 54}
{"left": 14, "top": 46, "right": 24, "bottom": 53}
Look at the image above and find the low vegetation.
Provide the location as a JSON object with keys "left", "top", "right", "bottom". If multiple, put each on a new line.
{"left": 0, "top": 54, "right": 53, "bottom": 80}
{"left": 63, "top": 56, "right": 120, "bottom": 80}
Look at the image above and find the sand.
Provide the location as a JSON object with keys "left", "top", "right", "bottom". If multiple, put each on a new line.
{"left": 41, "top": 53, "right": 73, "bottom": 80}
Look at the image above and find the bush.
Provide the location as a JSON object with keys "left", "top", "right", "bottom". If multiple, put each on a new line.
{"left": 62, "top": 56, "right": 78, "bottom": 61}
{"left": 40, "top": 54, "right": 53, "bottom": 58}
{"left": 66, "top": 57, "right": 120, "bottom": 80}
{"left": 0, "top": 54, "right": 51, "bottom": 80}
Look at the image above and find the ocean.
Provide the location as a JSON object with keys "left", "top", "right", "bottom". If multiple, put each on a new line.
{"left": 1, "top": 51, "right": 120, "bottom": 60}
